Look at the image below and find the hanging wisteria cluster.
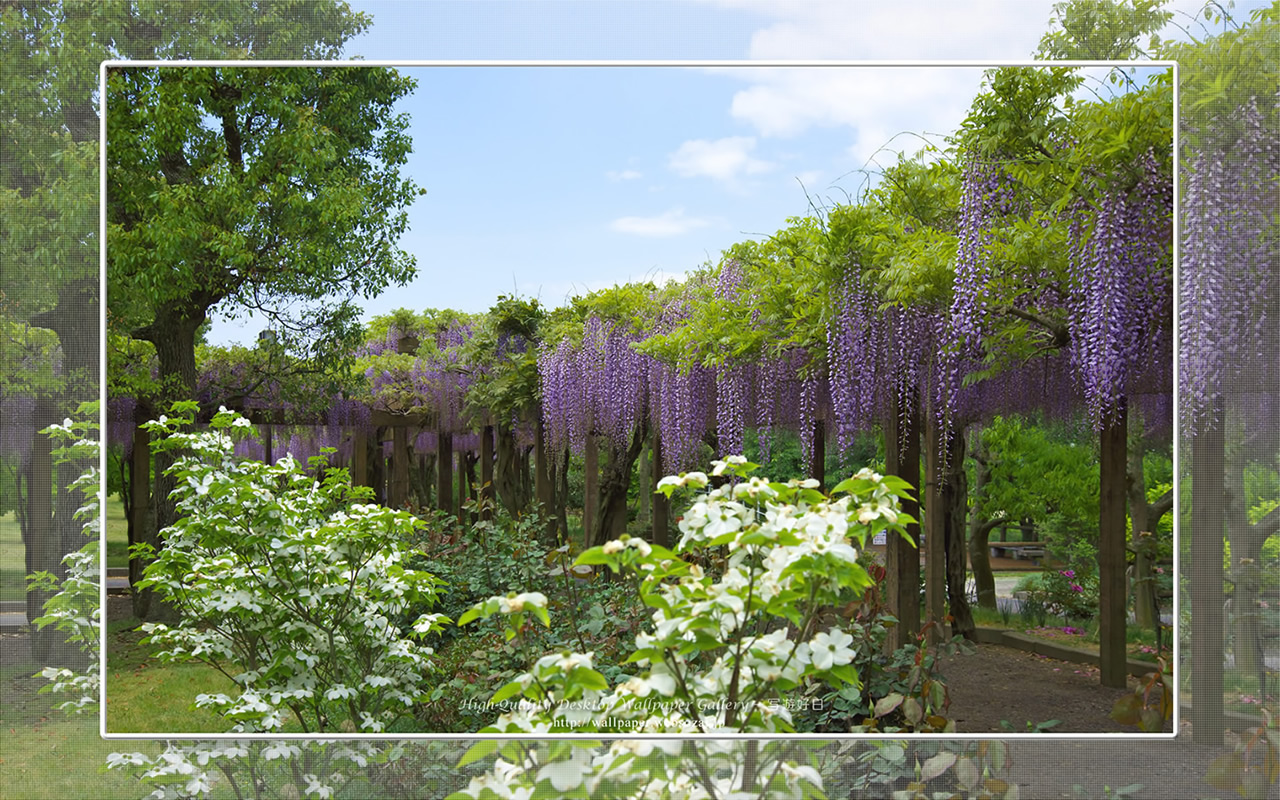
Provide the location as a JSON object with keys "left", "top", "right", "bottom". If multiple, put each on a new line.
{"left": 539, "top": 314, "right": 650, "bottom": 458}
{"left": 1179, "top": 97, "right": 1279, "bottom": 436}
{"left": 1067, "top": 148, "right": 1174, "bottom": 430}
{"left": 826, "top": 264, "right": 884, "bottom": 455}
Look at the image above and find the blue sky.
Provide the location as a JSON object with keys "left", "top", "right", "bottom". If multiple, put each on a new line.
{"left": 206, "top": 0, "right": 1262, "bottom": 345}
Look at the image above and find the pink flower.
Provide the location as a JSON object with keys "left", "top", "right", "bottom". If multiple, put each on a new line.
{"left": 1070, "top": 583, "right": 1084, "bottom": 593}
{"left": 1061, "top": 569, "right": 1076, "bottom": 579}
{"left": 1154, "top": 567, "right": 1164, "bottom": 574}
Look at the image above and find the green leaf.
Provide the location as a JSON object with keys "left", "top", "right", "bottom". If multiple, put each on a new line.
{"left": 574, "top": 548, "right": 612, "bottom": 566}
{"left": 1109, "top": 694, "right": 1142, "bottom": 726}
{"left": 456, "top": 739, "right": 501, "bottom": 769}
{"left": 1204, "top": 753, "right": 1244, "bottom": 791}
{"left": 489, "top": 680, "right": 525, "bottom": 705}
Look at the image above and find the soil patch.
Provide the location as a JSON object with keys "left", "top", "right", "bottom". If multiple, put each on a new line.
{"left": 937, "top": 640, "right": 1143, "bottom": 733}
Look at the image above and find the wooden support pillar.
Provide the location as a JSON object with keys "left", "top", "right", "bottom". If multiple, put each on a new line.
{"left": 390, "top": 426, "right": 409, "bottom": 509}
{"left": 1192, "top": 399, "right": 1225, "bottom": 743}
{"left": 262, "top": 424, "right": 273, "bottom": 465}
{"left": 351, "top": 428, "right": 368, "bottom": 488}
{"left": 534, "top": 416, "right": 551, "bottom": 512}
{"left": 638, "top": 437, "right": 651, "bottom": 526}
{"left": 128, "top": 424, "right": 150, "bottom": 591}
{"left": 584, "top": 425, "right": 598, "bottom": 546}
{"left": 924, "top": 411, "right": 947, "bottom": 645}
{"left": 885, "top": 392, "right": 921, "bottom": 649}
{"left": 809, "top": 418, "right": 826, "bottom": 492}
{"left": 652, "top": 426, "right": 669, "bottom": 548}
{"left": 1099, "top": 401, "right": 1128, "bottom": 688}
{"left": 480, "top": 424, "right": 494, "bottom": 521}
{"left": 436, "top": 430, "right": 453, "bottom": 516}
{"left": 457, "top": 449, "right": 466, "bottom": 514}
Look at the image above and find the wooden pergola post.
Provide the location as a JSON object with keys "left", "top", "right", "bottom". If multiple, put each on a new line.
{"left": 885, "top": 391, "right": 922, "bottom": 650}
{"left": 1192, "top": 398, "right": 1225, "bottom": 743}
{"left": 351, "top": 427, "right": 368, "bottom": 488}
{"left": 809, "top": 417, "right": 826, "bottom": 491}
{"left": 436, "top": 429, "right": 453, "bottom": 516}
{"left": 534, "top": 416, "right": 551, "bottom": 513}
{"left": 480, "top": 423, "right": 494, "bottom": 521}
{"left": 1098, "top": 400, "right": 1128, "bottom": 688}
{"left": 651, "top": 425, "right": 669, "bottom": 548}
{"left": 584, "top": 420, "right": 598, "bottom": 546}
{"left": 262, "top": 424, "right": 273, "bottom": 465}
{"left": 390, "top": 426, "right": 409, "bottom": 509}
{"left": 924, "top": 411, "right": 947, "bottom": 645}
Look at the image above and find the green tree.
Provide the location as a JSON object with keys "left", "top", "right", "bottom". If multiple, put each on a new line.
{"left": 967, "top": 415, "right": 1101, "bottom": 608}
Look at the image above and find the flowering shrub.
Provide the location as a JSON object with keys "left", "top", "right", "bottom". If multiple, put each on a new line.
{"left": 1031, "top": 568, "right": 1098, "bottom": 623}
{"left": 27, "top": 404, "right": 102, "bottom": 713}
{"left": 456, "top": 455, "right": 917, "bottom": 739}
{"left": 134, "top": 403, "right": 449, "bottom": 733}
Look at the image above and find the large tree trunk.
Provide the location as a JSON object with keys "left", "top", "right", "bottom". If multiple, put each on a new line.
{"left": 592, "top": 423, "right": 646, "bottom": 549}
{"left": 967, "top": 434, "right": 1000, "bottom": 610}
{"left": 133, "top": 301, "right": 208, "bottom": 621}
{"left": 494, "top": 422, "right": 528, "bottom": 516}
{"left": 1125, "top": 418, "right": 1173, "bottom": 631}
{"left": 943, "top": 429, "right": 975, "bottom": 641}
{"left": 28, "top": 278, "right": 100, "bottom": 661}
{"left": 1224, "top": 420, "right": 1277, "bottom": 679}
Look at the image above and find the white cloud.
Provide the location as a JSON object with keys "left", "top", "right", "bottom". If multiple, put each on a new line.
{"left": 793, "top": 169, "right": 824, "bottom": 189}
{"left": 610, "top": 208, "right": 712, "bottom": 237}
{"left": 695, "top": 1, "right": 1056, "bottom": 61}
{"left": 668, "top": 136, "right": 774, "bottom": 181}
{"left": 607, "top": 169, "right": 643, "bottom": 181}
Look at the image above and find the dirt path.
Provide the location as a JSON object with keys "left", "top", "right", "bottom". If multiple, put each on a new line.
{"left": 937, "top": 641, "right": 1142, "bottom": 733}
{"left": 937, "top": 642, "right": 1252, "bottom": 799}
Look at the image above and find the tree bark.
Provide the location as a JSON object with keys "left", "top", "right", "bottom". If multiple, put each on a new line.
{"left": 967, "top": 435, "right": 1000, "bottom": 610}
{"left": 1126, "top": 430, "right": 1162, "bottom": 630}
{"left": 1225, "top": 434, "right": 1269, "bottom": 679}
{"left": 593, "top": 423, "right": 647, "bottom": 549}
{"left": 494, "top": 423, "right": 522, "bottom": 516}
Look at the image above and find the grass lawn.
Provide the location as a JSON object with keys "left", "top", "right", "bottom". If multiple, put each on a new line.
{"left": 103, "top": 494, "right": 128, "bottom": 569}
{"left": 0, "top": 511, "right": 26, "bottom": 602}
{"left": 0, "top": 496, "right": 129, "bottom": 603}
{"left": 969, "top": 604, "right": 1170, "bottom": 664}
{"left": 0, "top": 635, "right": 162, "bottom": 800}
{"left": 105, "top": 617, "right": 246, "bottom": 734}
